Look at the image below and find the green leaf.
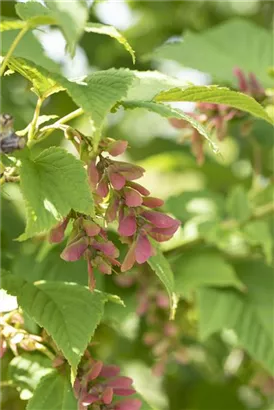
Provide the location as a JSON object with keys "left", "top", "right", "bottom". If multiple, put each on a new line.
{"left": 85, "top": 22, "right": 135, "bottom": 63}
{"left": 56, "top": 69, "right": 134, "bottom": 147}
{"left": 19, "top": 147, "right": 94, "bottom": 240}
{"left": 26, "top": 371, "right": 77, "bottom": 410}
{"left": 243, "top": 220, "right": 273, "bottom": 263}
{"left": 147, "top": 243, "right": 177, "bottom": 319}
{"left": 125, "top": 71, "right": 184, "bottom": 101}
{"left": 8, "top": 353, "right": 52, "bottom": 400}
{"left": 7, "top": 57, "right": 64, "bottom": 98}
{"left": 1, "top": 30, "right": 59, "bottom": 72}
{"left": 122, "top": 100, "right": 218, "bottom": 153}
{"left": 198, "top": 260, "right": 274, "bottom": 375}
{"left": 174, "top": 250, "right": 244, "bottom": 297}
{"left": 45, "top": 0, "right": 88, "bottom": 57}
{"left": 154, "top": 85, "right": 273, "bottom": 125}
{"left": 0, "top": 20, "right": 26, "bottom": 32}
{"left": 1, "top": 270, "right": 106, "bottom": 380}
{"left": 12, "top": 248, "right": 87, "bottom": 286}
{"left": 226, "top": 185, "right": 251, "bottom": 223}
{"left": 16, "top": 2, "right": 50, "bottom": 20}
{"left": 15, "top": 2, "right": 55, "bottom": 27}
{"left": 150, "top": 18, "right": 273, "bottom": 88}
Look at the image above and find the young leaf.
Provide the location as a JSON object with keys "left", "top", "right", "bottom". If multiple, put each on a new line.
{"left": 150, "top": 18, "right": 273, "bottom": 88}
{"left": 19, "top": 147, "right": 94, "bottom": 240}
{"left": 0, "top": 20, "right": 26, "bottom": 32}
{"left": 45, "top": 0, "right": 88, "bottom": 57}
{"left": 198, "top": 260, "right": 274, "bottom": 375}
{"left": 7, "top": 57, "right": 64, "bottom": 98}
{"left": 147, "top": 243, "right": 177, "bottom": 319}
{"left": 26, "top": 371, "right": 77, "bottom": 410}
{"left": 1, "top": 270, "right": 106, "bottom": 381}
{"left": 85, "top": 22, "right": 135, "bottom": 63}
{"left": 8, "top": 353, "right": 52, "bottom": 399}
{"left": 154, "top": 86, "right": 273, "bottom": 125}
{"left": 226, "top": 185, "right": 251, "bottom": 223}
{"left": 174, "top": 250, "right": 244, "bottom": 296}
{"left": 122, "top": 100, "right": 218, "bottom": 153}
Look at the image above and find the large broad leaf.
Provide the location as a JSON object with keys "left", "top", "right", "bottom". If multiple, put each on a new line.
{"left": 198, "top": 260, "right": 274, "bottom": 375}
{"left": 154, "top": 86, "right": 273, "bottom": 125}
{"left": 122, "top": 100, "right": 218, "bottom": 152}
{"left": 150, "top": 18, "right": 273, "bottom": 87}
{"left": 147, "top": 243, "right": 177, "bottom": 319}
{"left": 13, "top": 249, "right": 87, "bottom": 286}
{"left": 5, "top": 58, "right": 135, "bottom": 147}
{"left": 8, "top": 353, "right": 52, "bottom": 399}
{"left": 1, "top": 30, "right": 59, "bottom": 72}
{"left": 173, "top": 250, "right": 244, "bottom": 297}
{"left": 7, "top": 57, "right": 64, "bottom": 98}
{"left": 19, "top": 147, "right": 94, "bottom": 240}
{"left": 1, "top": 270, "right": 106, "bottom": 380}
{"left": 45, "top": 0, "right": 88, "bottom": 57}
{"left": 56, "top": 69, "right": 134, "bottom": 147}
{"left": 26, "top": 371, "right": 77, "bottom": 410}
{"left": 85, "top": 22, "right": 135, "bottom": 63}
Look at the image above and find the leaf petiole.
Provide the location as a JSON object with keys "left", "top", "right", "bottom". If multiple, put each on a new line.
{"left": 28, "top": 96, "right": 44, "bottom": 143}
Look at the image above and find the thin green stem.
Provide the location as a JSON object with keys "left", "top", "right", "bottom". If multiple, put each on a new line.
{"left": 0, "top": 24, "right": 29, "bottom": 76}
{"left": 30, "top": 108, "right": 84, "bottom": 147}
{"left": 40, "top": 108, "right": 84, "bottom": 136}
{"left": 28, "top": 96, "right": 44, "bottom": 143}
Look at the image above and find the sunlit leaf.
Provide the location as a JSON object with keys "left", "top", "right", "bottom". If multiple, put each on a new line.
{"left": 0, "top": 20, "right": 26, "bottom": 32}
{"left": 26, "top": 371, "right": 77, "bottom": 410}
{"left": 1, "top": 270, "right": 106, "bottom": 381}
{"left": 8, "top": 353, "right": 52, "bottom": 399}
{"left": 154, "top": 85, "right": 273, "bottom": 125}
{"left": 7, "top": 57, "right": 64, "bottom": 98}
{"left": 19, "top": 147, "right": 94, "bottom": 240}
{"left": 85, "top": 22, "right": 135, "bottom": 63}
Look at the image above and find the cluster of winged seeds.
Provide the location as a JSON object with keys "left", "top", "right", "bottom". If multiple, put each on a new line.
{"left": 49, "top": 138, "right": 180, "bottom": 290}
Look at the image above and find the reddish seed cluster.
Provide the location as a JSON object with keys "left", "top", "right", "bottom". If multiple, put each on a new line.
{"left": 73, "top": 355, "right": 141, "bottom": 410}
{"left": 49, "top": 138, "right": 180, "bottom": 290}
{"left": 88, "top": 139, "right": 180, "bottom": 272}
{"left": 170, "top": 68, "right": 266, "bottom": 165}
